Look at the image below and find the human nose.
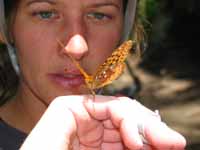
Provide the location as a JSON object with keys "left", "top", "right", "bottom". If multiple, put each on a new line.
{"left": 62, "top": 34, "right": 89, "bottom": 60}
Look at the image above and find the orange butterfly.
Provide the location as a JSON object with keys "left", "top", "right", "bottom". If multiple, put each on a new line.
{"left": 58, "top": 40, "right": 134, "bottom": 96}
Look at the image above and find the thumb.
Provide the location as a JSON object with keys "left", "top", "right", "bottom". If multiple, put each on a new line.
{"left": 20, "top": 98, "right": 77, "bottom": 150}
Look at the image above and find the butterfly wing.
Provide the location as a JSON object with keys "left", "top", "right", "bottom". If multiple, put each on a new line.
{"left": 91, "top": 40, "right": 133, "bottom": 89}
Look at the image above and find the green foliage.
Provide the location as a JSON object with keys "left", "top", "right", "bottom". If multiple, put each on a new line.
{"left": 146, "top": 0, "right": 158, "bottom": 20}
{"left": 0, "top": 43, "right": 5, "bottom": 50}
{"left": 138, "top": 0, "right": 158, "bottom": 21}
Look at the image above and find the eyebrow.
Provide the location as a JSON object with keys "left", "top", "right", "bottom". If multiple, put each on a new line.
{"left": 26, "top": 0, "right": 56, "bottom": 6}
{"left": 26, "top": 0, "right": 121, "bottom": 10}
{"left": 91, "top": 3, "right": 120, "bottom": 9}
{"left": 90, "top": 0, "right": 121, "bottom": 10}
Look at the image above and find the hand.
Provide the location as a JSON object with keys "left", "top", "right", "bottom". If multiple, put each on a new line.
{"left": 20, "top": 95, "right": 186, "bottom": 150}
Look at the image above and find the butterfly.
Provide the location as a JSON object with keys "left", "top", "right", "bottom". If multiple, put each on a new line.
{"left": 57, "top": 40, "right": 134, "bottom": 96}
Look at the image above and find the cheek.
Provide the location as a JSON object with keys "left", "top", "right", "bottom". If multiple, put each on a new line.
{"left": 13, "top": 26, "right": 56, "bottom": 79}
{"left": 15, "top": 33, "right": 45, "bottom": 64}
{"left": 88, "top": 20, "right": 123, "bottom": 43}
{"left": 87, "top": 19, "right": 123, "bottom": 62}
{"left": 89, "top": 23, "right": 123, "bottom": 58}
{"left": 12, "top": 15, "right": 56, "bottom": 65}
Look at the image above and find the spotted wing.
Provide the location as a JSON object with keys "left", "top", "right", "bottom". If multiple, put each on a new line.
{"left": 91, "top": 40, "right": 133, "bottom": 89}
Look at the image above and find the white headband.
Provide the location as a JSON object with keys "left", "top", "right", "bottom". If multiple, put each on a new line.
{"left": 0, "top": 0, "right": 20, "bottom": 74}
{"left": 0, "top": 0, "right": 137, "bottom": 75}
{"left": 122, "top": 0, "right": 137, "bottom": 41}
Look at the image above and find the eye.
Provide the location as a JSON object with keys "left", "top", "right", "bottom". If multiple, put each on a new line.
{"left": 33, "top": 11, "right": 58, "bottom": 20}
{"left": 40, "top": 11, "right": 53, "bottom": 19}
{"left": 87, "top": 12, "right": 111, "bottom": 21}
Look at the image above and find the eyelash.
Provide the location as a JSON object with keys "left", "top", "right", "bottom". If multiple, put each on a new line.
{"left": 32, "top": 10, "right": 58, "bottom": 20}
{"left": 87, "top": 12, "right": 112, "bottom": 21}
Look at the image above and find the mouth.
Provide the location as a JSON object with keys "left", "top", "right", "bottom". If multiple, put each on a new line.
{"left": 48, "top": 72, "right": 85, "bottom": 89}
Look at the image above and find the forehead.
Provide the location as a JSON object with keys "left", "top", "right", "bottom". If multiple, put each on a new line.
{"left": 23, "top": 0, "right": 123, "bottom": 5}
{"left": 14, "top": 0, "right": 124, "bottom": 13}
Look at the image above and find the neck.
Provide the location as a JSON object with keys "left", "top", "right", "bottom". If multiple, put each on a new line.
{"left": 0, "top": 82, "right": 47, "bottom": 133}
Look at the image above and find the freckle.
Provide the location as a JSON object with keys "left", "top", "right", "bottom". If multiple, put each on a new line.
{"left": 64, "top": 68, "right": 68, "bottom": 73}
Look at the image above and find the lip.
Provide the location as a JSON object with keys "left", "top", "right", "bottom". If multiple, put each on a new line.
{"left": 48, "top": 72, "right": 85, "bottom": 89}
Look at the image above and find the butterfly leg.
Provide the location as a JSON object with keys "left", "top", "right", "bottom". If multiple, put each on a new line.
{"left": 90, "top": 88, "right": 96, "bottom": 101}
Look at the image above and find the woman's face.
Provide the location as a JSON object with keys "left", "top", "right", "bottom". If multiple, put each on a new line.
{"left": 12, "top": 0, "right": 123, "bottom": 103}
